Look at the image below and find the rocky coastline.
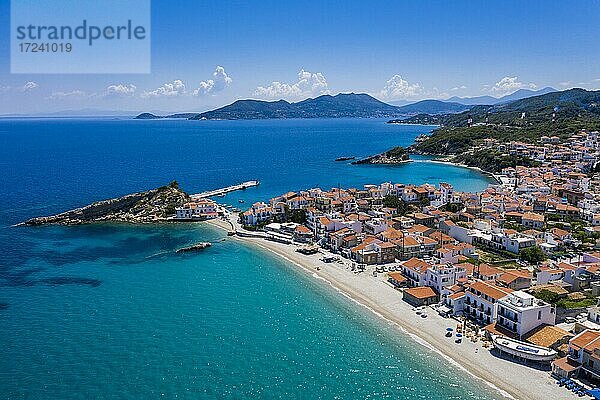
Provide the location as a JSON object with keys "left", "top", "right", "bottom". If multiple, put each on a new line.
{"left": 20, "top": 181, "right": 189, "bottom": 226}
{"left": 351, "top": 146, "right": 411, "bottom": 165}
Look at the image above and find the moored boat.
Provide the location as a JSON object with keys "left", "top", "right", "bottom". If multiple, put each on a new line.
{"left": 491, "top": 334, "right": 557, "bottom": 362}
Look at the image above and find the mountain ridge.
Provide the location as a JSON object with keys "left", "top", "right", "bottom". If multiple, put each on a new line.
{"left": 189, "top": 93, "right": 402, "bottom": 120}
{"left": 134, "top": 87, "right": 566, "bottom": 121}
{"left": 446, "top": 87, "right": 557, "bottom": 106}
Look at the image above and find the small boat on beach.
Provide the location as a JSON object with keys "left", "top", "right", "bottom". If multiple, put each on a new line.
{"left": 491, "top": 335, "right": 557, "bottom": 362}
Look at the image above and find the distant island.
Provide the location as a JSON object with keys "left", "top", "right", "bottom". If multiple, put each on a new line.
{"left": 134, "top": 87, "right": 559, "bottom": 122}
{"left": 135, "top": 93, "right": 477, "bottom": 121}
{"left": 135, "top": 112, "right": 198, "bottom": 120}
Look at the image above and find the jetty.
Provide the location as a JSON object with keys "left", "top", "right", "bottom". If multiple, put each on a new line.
{"left": 190, "top": 180, "right": 260, "bottom": 199}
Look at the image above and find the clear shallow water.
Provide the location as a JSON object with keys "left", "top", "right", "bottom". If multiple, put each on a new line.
{"left": 0, "top": 118, "right": 499, "bottom": 399}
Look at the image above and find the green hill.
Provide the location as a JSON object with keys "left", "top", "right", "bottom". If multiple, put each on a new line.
{"left": 190, "top": 93, "right": 404, "bottom": 120}
{"left": 412, "top": 88, "right": 600, "bottom": 155}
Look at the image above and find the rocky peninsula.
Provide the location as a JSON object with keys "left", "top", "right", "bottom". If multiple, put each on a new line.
{"left": 351, "top": 146, "right": 410, "bottom": 165}
{"left": 22, "top": 181, "right": 189, "bottom": 226}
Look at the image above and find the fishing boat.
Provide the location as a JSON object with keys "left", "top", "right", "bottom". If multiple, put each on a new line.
{"left": 491, "top": 334, "right": 557, "bottom": 362}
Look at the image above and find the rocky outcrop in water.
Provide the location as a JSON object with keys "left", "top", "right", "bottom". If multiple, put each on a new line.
{"left": 22, "top": 181, "right": 190, "bottom": 226}
{"left": 176, "top": 242, "right": 212, "bottom": 253}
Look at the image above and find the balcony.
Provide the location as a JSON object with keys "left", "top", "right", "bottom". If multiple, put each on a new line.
{"left": 497, "top": 318, "right": 518, "bottom": 332}
{"left": 499, "top": 311, "right": 518, "bottom": 322}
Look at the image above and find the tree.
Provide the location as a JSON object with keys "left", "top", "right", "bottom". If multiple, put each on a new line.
{"left": 519, "top": 246, "right": 547, "bottom": 264}
{"left": 533, "top": 289, "right": 561, "bottom": 304}
{"left": 288, "top": 209, "right": 307, "bottom": 224}
{"left": 383, "top": 195, "right": 409, "bottom": 216}
{"left": 441, "top": 202, "right": 463, "bottom": 213}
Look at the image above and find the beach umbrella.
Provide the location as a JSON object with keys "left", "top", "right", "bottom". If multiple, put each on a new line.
{"left": 456, "top": 333, "right": 463, "bottom": 338}
{"left": 446, "top": 327, "right": 453, "bottom": 331}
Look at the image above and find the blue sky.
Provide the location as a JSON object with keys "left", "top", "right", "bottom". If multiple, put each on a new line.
{"left": 1, "top": 0, "right": 599, "bottom": 114}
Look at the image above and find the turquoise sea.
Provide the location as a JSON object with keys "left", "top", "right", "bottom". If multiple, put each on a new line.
{"left": 0, "top": 118, "right": 500, "bottom": 399}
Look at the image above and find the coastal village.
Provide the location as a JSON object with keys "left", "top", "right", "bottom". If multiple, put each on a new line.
{"left": 176, "top": 128, "right": 600, "bottom": 396}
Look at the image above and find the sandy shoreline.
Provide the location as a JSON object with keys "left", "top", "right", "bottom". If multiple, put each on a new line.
{"left": 207, "top": 218, "right": 578, "bottom": 400}
{"left": 414, "top": 158, "right": 502, "bottom": 184}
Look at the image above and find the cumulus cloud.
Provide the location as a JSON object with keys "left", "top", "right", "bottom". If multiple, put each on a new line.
{"left": 22, "top": 81, "right": 39, "bottom": 92}
{"left": 193, "top": 66, "right": 232, "bottom": 96}
{"left": 486, "top": 76, "right": 536, "bottom": 94}
{"left": 141, "top": 80, "right": 186, "bottom": 98}
{"left": 104, "top": 83, "right": 136, "bottom": 98}
{"left": 379, "top": 75, "right": 423, "bottom": 99}
{"left": 254, "top": 69, "right": 330, "bottom": 99}
{"left": 49, "top": 90, "right": 88, "bottom": 99}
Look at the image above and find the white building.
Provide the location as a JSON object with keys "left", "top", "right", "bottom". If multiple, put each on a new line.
{"left": 471, "top": 228, "right": 536, "bottom": 254}
{"left": 175, "top": 199, "right": 218, "bottom": 219}
{"left": 363, "top": 218, "right": 388, "bottom": 235}
{"left": 496, "top": 291, "right": 556, "bottom": 338}
{"left": 242, "top": 202, "right": 273, "bottom": 226}
{"left": 465, "top": 281, "right": 513, "bottom": 325}
{"left": 536, "top": 267, "right": 565, "bottom": 285}
{"left": 424, "top": 264, "right": 467, "bottom": 297}
{"left": 439, "top": 182, "right": 454, "bottom": 205}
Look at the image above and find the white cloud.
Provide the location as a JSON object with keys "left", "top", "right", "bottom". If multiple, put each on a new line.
{"left": 22, "top": 81, "right": 39, "bottom": 92}
{"left": 104, "top": 84, "right": 136, "bottom": 98}
{"left": 379, "top": 75, "right": 423, "bottom": 99}
{"left": 485, "top": 76, "right": 536, "bottom": 94}
{"left": 141, "top": 80, "right": 186, "bottom": 98}
{"left": 193, "top": 66, "right": 232, "bottom": 96}
{"left": 49, "top": 90, "right": 88, "bottom": 99}
{"left": 254, "top": 69, "right": 330, "bottom": 99}
{"left": 450, "top": 85, "right": 467, "bottom": 91}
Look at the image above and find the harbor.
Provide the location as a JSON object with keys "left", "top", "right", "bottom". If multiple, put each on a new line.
{"left": 190, "top": 180, "right": 260, "bottom": 199}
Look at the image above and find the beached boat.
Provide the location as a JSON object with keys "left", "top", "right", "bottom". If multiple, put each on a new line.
{"left": 491, "top": 335, "right": 557, "bottom": 362}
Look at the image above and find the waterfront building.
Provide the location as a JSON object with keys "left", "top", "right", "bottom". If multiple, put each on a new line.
{"left": 403, "top": 286, "right": 438, "bottom": 307}
{"left": 496, "top": 291, "right": 556, "bottom": 338}
{"left": 553, "top": 329, "right": 600, "bottom": 381}
{"left": 175, "top": 199, "right": 218, "bottom": 219}
{"left": 464, "top": 280, "right": 513, "bottom": 325}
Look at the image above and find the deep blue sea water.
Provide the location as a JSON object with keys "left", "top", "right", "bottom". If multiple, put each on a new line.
{"left": 0, "top": 118, "right": 500, "bottom": 399}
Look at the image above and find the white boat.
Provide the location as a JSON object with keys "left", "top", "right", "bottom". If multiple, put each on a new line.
{"left": 491, "top": 335, "right": 557, "bottom": 362}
